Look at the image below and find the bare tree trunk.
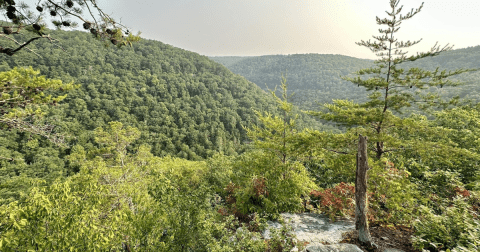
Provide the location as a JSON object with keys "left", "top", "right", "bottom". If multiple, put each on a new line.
{"left": 356, "top": 134, "right": 376, "bottom": 248}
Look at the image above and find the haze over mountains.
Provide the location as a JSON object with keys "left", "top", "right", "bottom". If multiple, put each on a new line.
{"left": 210, "top": 46, "right": 480, "bottom": 111}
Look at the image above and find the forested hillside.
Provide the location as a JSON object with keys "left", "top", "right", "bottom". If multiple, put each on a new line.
{"left": 210, "top": 54, "right": 373, "bottom": 110}
{"left": 0, "top": 27, "right": 331, "bottom": 161}
{"left": 211, "top": 46, "right": 480, "bottom": 110}
{"left": 0, "top": 27, "right": 336, "bottom": 204}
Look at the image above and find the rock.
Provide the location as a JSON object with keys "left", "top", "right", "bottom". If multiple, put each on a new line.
{"left": 305, "top": 243, "right": 363, "bottom": 252}
{"left": 263, "top": 220, "right": 289, "bottom": 239}
{"left": 383, "top": 249, "right": 405, "bottom": 252}
{"left": 264, "top": 213, "right": 355, "bottom": 244}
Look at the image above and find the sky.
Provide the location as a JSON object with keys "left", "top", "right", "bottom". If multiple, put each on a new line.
{"left": 25, "top": 0, "right": 480, "bottom": 59}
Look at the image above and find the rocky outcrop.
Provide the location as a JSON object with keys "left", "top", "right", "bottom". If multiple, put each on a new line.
{"left": 264, "top": 213, "right": 407, "bottom": 252}
{"left": 266, "top": 213, "right": 355, "bottom": 244}
{"left": 305, "top": 243, "right": 364, "bottom": 252}
{"left": 264, "top": 213, "right": 361, "bottom": 252}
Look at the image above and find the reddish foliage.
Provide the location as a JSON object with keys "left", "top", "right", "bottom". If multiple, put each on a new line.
{"left": 252, "top": 177, "right": 269, "bottom": 198}
{"left": 221, "top": 182, "right": 251, "bottom": 222}
{"left": 310, "top": 182, "right": 355, "bottom": 220}
{"left": 454, "top": 186, "right": 471, "bottom": 198}
{"left": 225, "top": 182, "right": 239, "bottom": 205}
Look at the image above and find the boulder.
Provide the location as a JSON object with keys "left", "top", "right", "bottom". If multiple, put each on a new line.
{"left": 305, "top": 243, "right": 363, "bottom": 252}
{"left": 264, "top": 213, "right": 355, "bottom": 244}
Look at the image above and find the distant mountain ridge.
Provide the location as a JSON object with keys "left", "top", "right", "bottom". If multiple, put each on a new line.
{"left": 210, "top": 54, "right": 374, "bottom": 110}
{"left": 210, "top": 46, "right": 480, "bottom": 110}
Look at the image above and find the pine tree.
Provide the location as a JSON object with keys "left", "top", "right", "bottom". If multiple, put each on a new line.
{"left": 306, "top": 0, "right": 479, "bottom": 247}
{"left": 309, "top": 0, "right": 477, "bottom": 160}
{"left": 247, "top": 75, "right": 297, "bottom": 165}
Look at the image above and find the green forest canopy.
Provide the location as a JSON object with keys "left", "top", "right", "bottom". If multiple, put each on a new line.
{"left": 0, "top": 26, "right": 336, "bottom": 204}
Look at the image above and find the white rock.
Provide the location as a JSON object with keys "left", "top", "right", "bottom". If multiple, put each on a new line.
{"left": 306, "top": 243, "right": 363, "bottom": 252}
{"left": 383, "top": 249, "right": 405, "bottom": 252}
{"left": 263, "top": 213, "right": 355, "bottom": 244}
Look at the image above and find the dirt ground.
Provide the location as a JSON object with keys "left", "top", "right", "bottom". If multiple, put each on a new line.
{"left": 340, "top": 224, "right": 421, "bottom": 252}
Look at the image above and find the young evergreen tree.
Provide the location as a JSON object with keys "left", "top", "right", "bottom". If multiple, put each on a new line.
{"left": 309, "top": 0, "right": 476, "bottom": 160}
{"left": 247, "top": 75, "right": 297, "bottom": 165}
{"left": 306, "top": 0, "right": 479, "bottom": 247}
{"left": 234, "top": 75, "right": 316, "bottom": 215}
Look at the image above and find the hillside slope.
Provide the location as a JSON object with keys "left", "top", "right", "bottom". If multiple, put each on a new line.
{"left": 210, "top": 54, "right": 373, "bottom": 110}
{"left": 0, "top": 29, "right": 328, "bottom": 165}
{"left": 210, "top": 46, "right": 480, "bottom": 110}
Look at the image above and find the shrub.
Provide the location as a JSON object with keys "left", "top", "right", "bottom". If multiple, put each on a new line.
{"left": 309, "top": 182, "right": 355, "bottom": 221}
{"left": 412, "top": 197, "right": 480, "bottom": 252}
{"left": 368, "top": 159, "right": 419, "bottom": 225}
{"left": 228, "top": 150, "right": 317, "bottom": 218}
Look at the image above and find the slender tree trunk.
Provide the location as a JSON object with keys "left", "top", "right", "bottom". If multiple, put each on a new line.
{"left": 376, "top": 141, "right": 383, "bottom": 159}
{"left": 356, "top": 134, "right": 376, "bottom": 248}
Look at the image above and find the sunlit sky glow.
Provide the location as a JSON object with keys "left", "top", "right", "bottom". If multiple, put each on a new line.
{"left": 25, "top": 0, "right": 480, "bottom": 59}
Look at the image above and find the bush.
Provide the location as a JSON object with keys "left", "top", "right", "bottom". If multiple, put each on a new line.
{"left": 412, "top": 197, "right": 480, "bottom": 252}
{"left": 367, "top": 159, "right": 419, "bottom": 225}
{"left": 309, "top": 182, "right": 355, "bottom": 221}
{"left": 228, "top": 150, "right": 317, "bottom": 218}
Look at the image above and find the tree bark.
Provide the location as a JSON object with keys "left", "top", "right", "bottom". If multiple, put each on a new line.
{"left": 355, "top": 134, "right": 376, "bottom": 248}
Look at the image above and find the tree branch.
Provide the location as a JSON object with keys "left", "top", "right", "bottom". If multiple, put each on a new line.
{"left": 10, "top": 36, "right": 44, "bottom": 54}
{"left": 323, "top": 148, "right": 349, "bottom": 155}
{"left": 0, "top": 34, "right": 42, "bottom": 57}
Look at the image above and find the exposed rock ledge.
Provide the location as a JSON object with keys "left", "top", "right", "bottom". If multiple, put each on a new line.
{"left": 264, "top": 213, "right": 405, "bottom": 252}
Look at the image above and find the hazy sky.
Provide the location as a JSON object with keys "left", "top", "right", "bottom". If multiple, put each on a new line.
{"left": 29, "top": 0, "right": 480, "bottom": 59}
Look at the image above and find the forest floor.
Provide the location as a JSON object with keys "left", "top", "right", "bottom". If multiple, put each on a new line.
{"left": 340, "top": 224, "right": 421, "bottom": 252}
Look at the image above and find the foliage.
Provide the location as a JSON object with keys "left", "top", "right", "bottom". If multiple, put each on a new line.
{"left": 210, "top": 54, "right": 373, "bottom": 112}
{"left": 283, "top": 6, "right": 480, "bottom": 251}
{"left": 230, "top": 80, "right": 316, "bottom": 216}
{"left": 213, "top": 134, "right": 317, "bottom": 219}
{"left": 0, "top": 67, "right": 75, "bottom": 204}
{"left": 93, "top": 121, "right": 141, "bottom": 166}
{"left": 0, "top": 0, "right": 140, "bottom": 56}
{"left": 0, "top": 27, "right": 325, "bottom": 206}
{"left": 264, "top": 220, "right": 301, "bottom": 252}
{"left": 0, "top": 66, "right": 75, "bottom": 144}
{"left": 432, "top": 104, "right": 480, "bottom": 188}
{"left": 293, "top": 129, "right": 358, "bottom": 188}
{"left": 0, "top": 122, "right": 308, "bottom": 251}
{"left": 367, "top": 158, "right": 419, "bottom": 224}
{"left": 1, "top": 0, "right": 480, "bottom": 250}
{"left": 247, "top": 75, "right": 299, "bottom": 164}
{"left": 412, "top": 197, "right": 480, "bottom": 252}
{"left": 309, "top": 182, "right": 355, "bottom": 221}
{"left": 0, "top": 28, "right": 324, "bottom": 163}
{"left": 209, "top": 81, "right": 317, "bottom": 218}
